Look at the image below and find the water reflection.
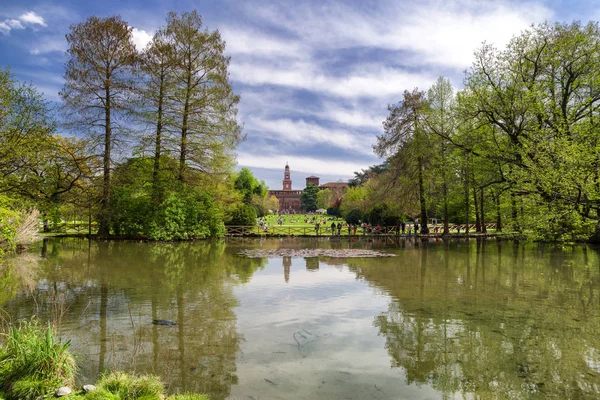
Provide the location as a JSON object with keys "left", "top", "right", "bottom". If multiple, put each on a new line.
{"left": 2, "top": 238, "right": 600, "bottom": 399}
{"left": 4, "top": 239, "right": 267, "bottom": 398}
{"left": 346, "top": 240, "right": 600, "bottom": 399}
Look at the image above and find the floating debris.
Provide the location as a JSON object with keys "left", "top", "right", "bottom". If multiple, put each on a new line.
{"left": 238, "top": 249, "right": 396, "bottom": 258}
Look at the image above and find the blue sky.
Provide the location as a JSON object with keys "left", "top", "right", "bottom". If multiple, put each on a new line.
{"left": 0, "top": 0, "right": 597, "bottom": 190}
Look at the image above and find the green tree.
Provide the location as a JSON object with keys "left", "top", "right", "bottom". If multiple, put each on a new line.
{"left": 234, "top": 168, "right": 265, "bottom": 204}
{"left": 300, "top": 183, "right": 319, "bottom": 212}
{"left": 377, "top": 89, "right": 432, "bottom": 233}
{"left": 316, "top": 188, "right": 333, "bottom": 209}
{"left": 0, "top": 68, "right": 54, "bottom": 189}
{"left": 139, "top": 28, "right": 176, "bottom": 203}
{"left": 165, "top": 11, "right": 243, "bottom": 182}
{"left": 425, "top": 77, "right": 456, "bottom": 234}
{"left": 60, "top": 15, "right": 137, "bottom": 237}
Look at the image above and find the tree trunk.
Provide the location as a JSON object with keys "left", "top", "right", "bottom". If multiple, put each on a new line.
{"left": 494, "top": 189, "right": 502, "bottom": 232}
{"left": 464, "top": 167, "right": 469, "bottom": 235}
{"left": 443, "top": 182, "right": 449, "bottom": 235}
{"left": 178, "top": 69, "right": 192, "bottom": 182}
{"left": 480, "top": 187, "right": 486, "bottom": 233}
{"left": 152, "top": 72, "right": 165, "bottom": 202}
{"left": 511, "top": 192, "right": 520, "bottom": 232}
{"left": 418, "top": 155, "right": 429, "bottom": 233}
{"left": 98, "top": 83, "right": 112, "bottom": 237}
{"left": 473, "top": 187, "right": 480, "bottom": 232}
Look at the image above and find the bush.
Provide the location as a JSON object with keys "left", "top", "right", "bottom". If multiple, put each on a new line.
{"left": 364, "top": 203, "right": 401, "bottom": 226}
{"left": 148, "top": 188, "right": 224, "bottom": 240}
{"left": 0, "top": 321, "right": 76, "bottom": 400}
{"left": 226, "top": 203, "right": 257, "bottom": 226}
{"left": 344, "top": 209, "right": 362, "bottom": 225}
{"left": 326, "top": 206, "right": 340, "bottom": 217}
{"left": 87, "top": 372, "right": 164, "bottom": 400}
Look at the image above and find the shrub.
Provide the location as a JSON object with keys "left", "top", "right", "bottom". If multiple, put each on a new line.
{"left": 226, "top": 203, "right": 257, "bottom": 226}
{"left": 0, "top": 321, "right": 75, "bottom": 400}
{"left": 364, "top": 203, "right": 401, "bottom": 226}
{"left": 326, "top": 206, "right": 340, "bottom": 217}
{"left": 148, "top": 188, "right": 225, "bottom": 240}
{"left": 87, "top": 372, "right": 164, "bottom": 400}
{"left": 344, "top": 209, "right": 362, "bottom": 225}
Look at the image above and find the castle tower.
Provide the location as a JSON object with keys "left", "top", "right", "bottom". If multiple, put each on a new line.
{"left": 283, "top": 163, "right": 292, "bottom": 190}
{"left": 306, "top": 175, "right": 320, "bottom": 187}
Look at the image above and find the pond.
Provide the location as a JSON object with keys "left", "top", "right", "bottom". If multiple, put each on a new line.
{"left": 1, "top": 237, "right": 600, "bottom": 399}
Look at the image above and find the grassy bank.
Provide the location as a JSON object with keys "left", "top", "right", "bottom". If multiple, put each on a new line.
{"left": 0, "top": 321, "right": 207, "bottom": 400}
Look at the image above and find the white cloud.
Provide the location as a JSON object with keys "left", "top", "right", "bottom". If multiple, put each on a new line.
{"left": 30, "top": 35, "right": 67, "bottom": 54}
{"left": 245, "top": 0, "right": 553, "bottom": 69}
{"left": 0, "top": 19, "right": 23, "bottom": 33}
{"left": 246, "top": 116, "right": 375, "bottom": 155}
{"left": 221, "top": 26, "right": 307, "bottom": 59}
{"left": 238, "top": 153, "right": 369, "bottom": 177}
{"left": 131, "top": 27, "right": 153, "bottom": 50}
{"left": 0, "top": 10, "right": 47, "bottom": 34}
{"left": 19, "top": 11, "right": 46, "bottom": 26}
{"left": 230, "top": 61, "right": 435, "bottom": 99}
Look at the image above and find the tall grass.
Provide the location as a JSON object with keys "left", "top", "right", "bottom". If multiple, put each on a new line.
{"left": 0, "top": 320, "right": 76, "bottom": 400}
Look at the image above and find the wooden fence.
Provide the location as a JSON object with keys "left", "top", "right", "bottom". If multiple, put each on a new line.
{"left": 225, "top": 223, "right": 498, "bottom": 237}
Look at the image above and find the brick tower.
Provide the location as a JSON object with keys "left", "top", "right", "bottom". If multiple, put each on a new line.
{"left": 306, "top": 175, "right": 320, "bottom": 187}
{"left": 283, "top": 163, "right": 292, "bottom": 190}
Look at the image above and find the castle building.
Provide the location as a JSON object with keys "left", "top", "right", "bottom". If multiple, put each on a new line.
{"left": 268, "top": 164, "right": 348, "bottom": 213}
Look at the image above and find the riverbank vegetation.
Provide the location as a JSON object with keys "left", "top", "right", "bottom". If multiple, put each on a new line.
{"left": 0, "top": 320, "right": 207, "bottom": 399}
{"left": 0, "top": 10, "right": 276, "bottom": 246}
{"left": 2, "top": 18, "right": 600, "bottom": 243}
{"left": 331, "top": 22, "right": 600, "bottom": 243}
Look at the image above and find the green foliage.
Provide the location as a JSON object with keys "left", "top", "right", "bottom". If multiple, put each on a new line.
{"left": 0, "top": 321, "right": 75, "bottom": 399}
{"left": 226, "top": 203, "right": 257, "bottom": 226}
{"left": 364, "top": 203, "right": 402, "bottom": 226}
{"left": 108, "top": 158, "right": 225, "bottom": 240}
{"left": 317, "top": 188, "right": 333, "bottom": 209}
{"left": 326, "top": 206, "right": 340, "bottom": 217}
{"left": 300, "top": 184, "right": 319, "bottom": 212}
{"left": 9, "top": 377, "right": 58, "bottom": 400}
{"left": 89, "top": 372, "right": 164, "bottom": 400}
{"left": 234, "top": 168, "right": 266, "bottom": 204}
{"left": 345, "top": 209, "right": 363, "bottom": 225}
{"left": 147, "top": 187, "right": 225, "bottom": 240}
{"left": 167, "top": 395, "right": 209, "bottom": 400}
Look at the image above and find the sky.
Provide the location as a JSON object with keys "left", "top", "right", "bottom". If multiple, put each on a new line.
{"left": 0, "top": 0, "right": 598, "bottom": 190}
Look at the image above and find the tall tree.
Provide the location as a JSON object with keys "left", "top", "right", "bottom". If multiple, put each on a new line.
{"left": 60, "top": 15, "right": 137, "bottom": 237}
{"left": 0, "top": 68, "right": 54, "bottom": 188}
{"left": 301, "top": 184, "right": 319, "bottom": 212}
{"left": 140, "top": 28, "right": 176, "bottom": 202}
{"left": 377, "top": 89, "right": 432, "bottom": 233}
{"left": 165, "top": 11, "right": 242, "bottom": 182}
{"left": 425, "top": 77, "right": 456, "bottom": 235}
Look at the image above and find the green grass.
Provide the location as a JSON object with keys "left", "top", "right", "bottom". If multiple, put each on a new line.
{"left": 0, "top": 320, "right": 75, "bottom": 400}
{"left": 0, "top": 323, "right": 210, "bottom": 400}
{"left": 86, "top": 372, "right": 164, "bottom": 400}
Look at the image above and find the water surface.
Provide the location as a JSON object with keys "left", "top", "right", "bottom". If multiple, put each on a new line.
{"left": 2, "top": 237, "right": 600, "bottom": 399}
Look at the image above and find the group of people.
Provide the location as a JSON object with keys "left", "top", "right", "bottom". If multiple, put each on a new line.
{"left": 314, "top": 221, "right": 359, "bottom": 236}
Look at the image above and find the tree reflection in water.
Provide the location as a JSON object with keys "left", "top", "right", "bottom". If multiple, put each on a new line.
{"left": 3, "top": 237, "right": 600, "bottom": 399}
{"left": 3, "top": 238, "right": 266, "bottom": 399}
{"left": 348, "top": 239, "right": 600, "bottom": 399}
